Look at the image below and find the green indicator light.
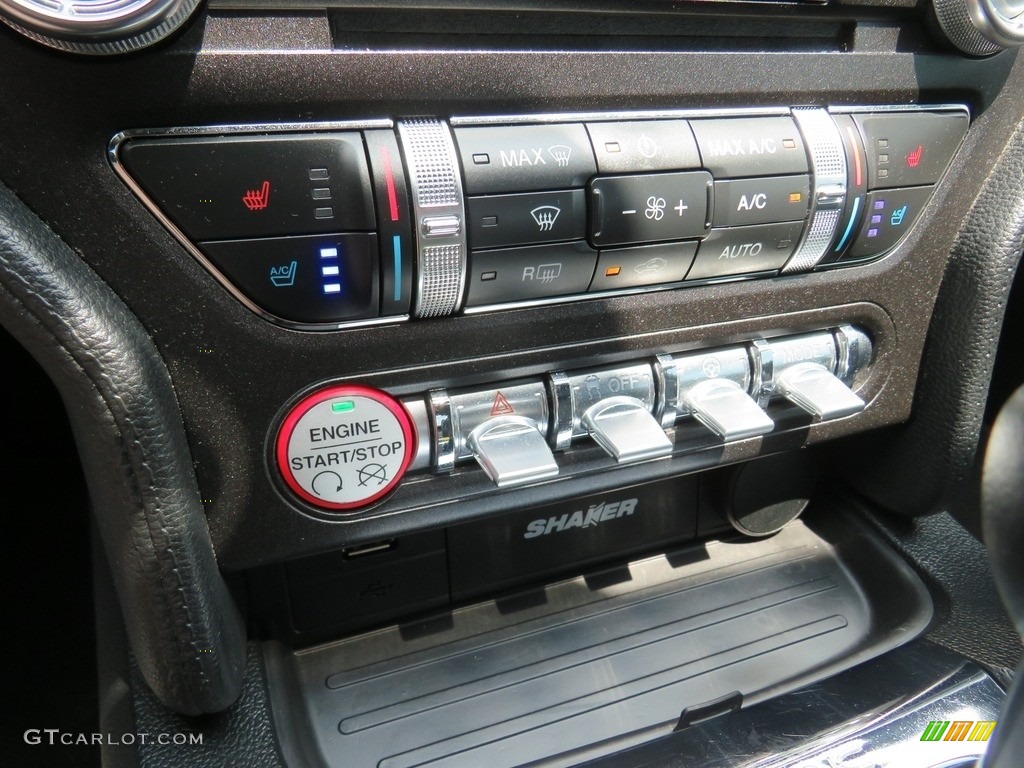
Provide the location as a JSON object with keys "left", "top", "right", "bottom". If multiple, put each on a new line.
{"left": 331, "top": 401, "right": 355, "bottom": 413}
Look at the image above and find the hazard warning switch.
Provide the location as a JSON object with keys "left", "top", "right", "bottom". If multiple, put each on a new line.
{"left": 275, "top": 384, "right": 415, "bottom": 511}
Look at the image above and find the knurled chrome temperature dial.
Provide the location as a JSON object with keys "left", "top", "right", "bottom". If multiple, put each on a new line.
{"left": 0, "top": 0, "right": 202, "bottom": 55}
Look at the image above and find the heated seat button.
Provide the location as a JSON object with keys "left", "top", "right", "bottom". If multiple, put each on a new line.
{"left": 688, "top": 221, "right": 804, "bottom": 280}
{"left": 119, "top": 133, "right": 375, "bottom": 241}
{"left": 200, "top": 233, "right": 378, "bottom": 324}
{"left": 854, "top": 111, "right": 968, "bottom": 190}
{"left": 467, "top": 189, "right": 586, "bottom": 249}
{"left": 453, "top": 124, "right": 596, "bottom": 194}
{"left": 586, "top": 120, "right": 701, "bottom": 173}
{"left": 844, "top": 186, "right": 933, "bottom": 260}
{"left": 712, "top": 175, "right": 810, "bottom": 227}
{"left": 466, "top": 241, "right": 597, "bottom": 306}
{"left": 589, "top": 242, "right": 697, "bottom": 291}
{"left": 589, "top": 171, "right": 712, "bottom": 247}
{"left": 690, "top": 117, "right": 808, "bottom": 178}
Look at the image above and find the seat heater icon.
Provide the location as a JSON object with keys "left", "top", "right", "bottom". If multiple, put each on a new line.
{"left": 242, "top": 180, "right": 271, "bottom": 211}
{"left": 530, "top": 205, "right": 561, "bottom": 232}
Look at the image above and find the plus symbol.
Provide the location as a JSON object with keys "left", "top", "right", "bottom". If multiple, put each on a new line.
{"left": 675, "top": 199, "right": 688, "bottom": 216}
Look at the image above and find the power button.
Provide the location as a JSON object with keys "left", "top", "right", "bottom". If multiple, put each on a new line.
{"left": 275, "top": 384, "right": 416, "bottom": 511}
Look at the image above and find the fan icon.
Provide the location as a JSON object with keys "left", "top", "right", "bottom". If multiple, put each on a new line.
{"left": 645, "top": 196, "right": 666, "bottom": 221}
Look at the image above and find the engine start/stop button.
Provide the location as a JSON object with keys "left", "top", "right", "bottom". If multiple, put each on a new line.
{"left": 275, "top": 384, "right": 416, "bottom": 511}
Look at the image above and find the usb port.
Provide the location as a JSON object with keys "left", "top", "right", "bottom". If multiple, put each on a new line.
{"left": 342, "top": 540, "right": 396, "bottom": 560}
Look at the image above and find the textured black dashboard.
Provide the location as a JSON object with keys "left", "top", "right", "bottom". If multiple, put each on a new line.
{"left": 0, "top": 6, "right": 1022, "bottom": 572}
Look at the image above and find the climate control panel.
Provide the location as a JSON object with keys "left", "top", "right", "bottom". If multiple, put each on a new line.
{"left": 112, "top": 106, "right": 968, "bottom": 329}
{"left": 274, "top": 325, "right": 873, "bottom": 512}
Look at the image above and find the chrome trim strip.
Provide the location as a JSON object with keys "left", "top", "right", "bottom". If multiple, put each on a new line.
{"left": 750, "top": 339, "right": 774, "bottom": 408}
{"left": 400, "top": 396, "right": 433, "bottom": 472}
{"left": 653, "top": 353, "right": 678, "bottom": 429}
{"left": 427, "top": 389, "right": 455, "bottom": 474}
{"left": 829, "top": 103, "right": 971, "bottom": 117}
{"left": 462, "top": 272, "right": 775, "bottom": 314}
{"left": 548, "top": 371, "right": 574, "bottom": 451}
{"left": 450, "top": 106, "right": 792, "bottom": 126}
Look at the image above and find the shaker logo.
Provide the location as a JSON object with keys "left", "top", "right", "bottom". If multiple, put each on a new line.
{"left": 523, "top": 498, "right": 638, "bottom": 539}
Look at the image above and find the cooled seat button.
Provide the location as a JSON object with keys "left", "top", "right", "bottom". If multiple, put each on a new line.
{"left": 200, "top": 233, "right": 379, "bottom": 324}
{"left": 843, "top": 186, "right": 933, "bottom": 260}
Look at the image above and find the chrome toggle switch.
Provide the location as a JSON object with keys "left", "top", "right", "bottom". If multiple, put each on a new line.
{"left": 775, "top": 363, "right": 865, "bottom": 420}
{"left": 581, "top": 396, "right": 673, "bottom": 463}
{"left": 674, "top": 347, "right": 775, "bottom": 441}
{"left": 466, "top": 415, "right": 559, "bottom": 488}
{"left": 682, "top": 379, "right": 775, "bottom": 441}
{"left": 763, "top": 329, "right": 869, "bottom": 420}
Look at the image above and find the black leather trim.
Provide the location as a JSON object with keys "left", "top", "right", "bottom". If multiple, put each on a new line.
{"left": 130, "top": 643, "right": 286, "bottom": 768}
{"left": 844, "top": 117, "right": 1024, "bottom": 516}
{"left": 983, "top": 382, "right": 1024, "bottom": 640}
{"left": 0, "top": 180, "right": 245, "bottom": 715}
{"left": 980, "top": 383, "right": 1024, "bottom": 768}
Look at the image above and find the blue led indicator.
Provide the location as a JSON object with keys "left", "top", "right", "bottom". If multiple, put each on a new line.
{"left": 834, "top": 196, "right": 861, "bottom": 253}
{"left": 320, "top": 245, "right": 341, "bottom": 296}
{"left": 393, "top": 235, "right": 402, "bottom": 302}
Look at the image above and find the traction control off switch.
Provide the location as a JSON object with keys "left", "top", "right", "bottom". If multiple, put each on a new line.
{"left": 275, "top": 385, "right": 416, "bottom": 511}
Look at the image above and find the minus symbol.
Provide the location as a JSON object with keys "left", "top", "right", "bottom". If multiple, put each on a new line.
{"left": 622, "top": 209, "right": 637, "bottom": 215}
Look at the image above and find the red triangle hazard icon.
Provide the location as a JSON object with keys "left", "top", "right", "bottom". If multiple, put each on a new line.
{"left": 490, "top": 391, "right": 515, "bottom": 417}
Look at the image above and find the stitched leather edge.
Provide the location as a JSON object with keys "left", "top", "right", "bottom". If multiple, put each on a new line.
{"left": 0, "top": 181, "right": 245, "bottom": 715}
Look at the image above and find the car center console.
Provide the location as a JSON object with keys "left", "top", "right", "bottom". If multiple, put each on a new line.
{"left": 107, "top": 102, "right": 972, "bottom": 648}
{"left": 3, "top": 1, "right": 1024, "bottom": 764}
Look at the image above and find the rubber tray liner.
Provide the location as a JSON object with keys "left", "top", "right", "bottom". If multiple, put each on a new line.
{"left": 264, "top": 508, "right": 931, "bottom": 768}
